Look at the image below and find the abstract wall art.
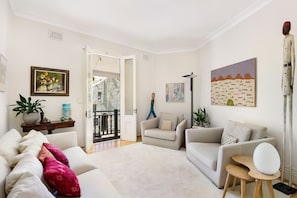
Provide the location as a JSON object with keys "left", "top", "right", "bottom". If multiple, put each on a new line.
{"left": 166, "top": 83, "right": 184, "bottom": 103}
{"left": 211, "top": 58, "right": 256, "bottom": 107}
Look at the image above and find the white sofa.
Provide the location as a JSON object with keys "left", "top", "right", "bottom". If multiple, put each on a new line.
{"left": 185, "top": 121, "right": 277, "bottom": 188}
{"left": 0, "top": 129, "right": 121, "bottom": 198}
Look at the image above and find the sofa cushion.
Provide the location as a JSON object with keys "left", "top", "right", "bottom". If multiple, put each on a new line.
{"left": 159, "top": 112, "right": 178, "bottom": 130}
{"left": 19, "top": 130, "right": 48, "bottom": 153}
{"left": 43, "top": 143, "right": 69, "bottom": 166}
{"left": 62, "top": 146, "right": 97, "bottom": 175}
{"left": 5, "top": 155, "right": 43, "bottom": 194}
{"left": 187, "top": 142, "right": 220, "bottom": 171}
{"left": 160, "top": 120, "right": 172, "bottom": 131}
{"left": 221, "top": 134, "right": 238, "bottom": 145}
{"left": 0, "top": 129, "right": 22, "bottom": 162}
{"left": 77, "top": 169, "right": 121, "bottom": 198}
{"left": 0, "top": 155, "right": 10, "bottom": 198}
{"left": 44, "top": 157, "right": 81, "bottom": 197}
{"left": 244, "top": 122, "right": 267, "bottom": 140}
{"left": 7, "top": 172, "right": 54, "bottom": 198}
{"left": 10, "top": 144, "right": 42, "bottom": 168}
{"left": 222, "top": 121, "right": 251, "bottom": 142}
{"left": 144, "top": 129, "right": 176, "bottom": 141}
{"left": 38, "top": 145, "right": 56, "bottom": 163}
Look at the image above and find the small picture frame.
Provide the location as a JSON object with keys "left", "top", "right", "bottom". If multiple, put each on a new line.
{"left": 31, "top": 66, "right": 69, "bottom": 96}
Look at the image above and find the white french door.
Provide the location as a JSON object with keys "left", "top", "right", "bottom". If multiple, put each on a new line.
{"left": 120, "top": 56, "right": 137, "bottom": 142}
{"left": 84, "top": 49, "right": 137, "bottom": 151}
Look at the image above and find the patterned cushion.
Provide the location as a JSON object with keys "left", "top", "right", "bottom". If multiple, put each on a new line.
{"left": 221, "top": 134, "right": 238, "bottom": 145}
{"left": 43, "top": 157, "right": 81, "bottom": 197}
{"left": 38, "top": 145, "right": 55, "bottom": 163}
{"left": 43, "top": 143, "right": 69, "bottom": 166}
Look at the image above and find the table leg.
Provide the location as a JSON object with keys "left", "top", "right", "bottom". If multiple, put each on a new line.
{"left": 241, "top": 179, "right": 246, "bottom": 198}
{"left": 48, "top": 130, "right": 53, "bottom": 134}
{"left": 253, "top": 179, "right": 262, "bottom": 198}
{"left": 266, "top": 180, "right": 275, "bottom": 198}
{"left": 232, "top": 177, "right": 237, "bottom": 191}
{"left": 222, "top": 173, "right": 232, "bottom": 198}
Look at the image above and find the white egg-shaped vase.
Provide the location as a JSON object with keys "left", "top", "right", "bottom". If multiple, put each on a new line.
{"left": 253, "top": 142, "right": 280, "bottom": 175}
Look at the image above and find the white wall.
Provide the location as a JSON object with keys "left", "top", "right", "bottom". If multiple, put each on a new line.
{"left": 196, "top": 0, "right": 297, "bottom": 182}
{"left": 0, "top": 0, "right": 12, "bottom": 136}
{"left": 7, "top": 16, "right": 156, "bottom": 144}
{"left": 154, "top": 51, "right": 199, "bottom": 127}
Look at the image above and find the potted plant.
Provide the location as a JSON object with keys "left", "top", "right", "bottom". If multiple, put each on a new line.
{"left": 193, "top": 107, "right": 210, "bottom": 127}
{"left": 12, "top": 94, "right": 45, "bottom": 124}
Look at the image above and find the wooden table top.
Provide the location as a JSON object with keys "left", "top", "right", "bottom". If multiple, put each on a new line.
{"left": 232, "top": 155, "right": 281, "bottom": 180}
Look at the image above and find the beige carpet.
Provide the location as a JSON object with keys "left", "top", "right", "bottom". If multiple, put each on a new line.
{"left": 88, "top": 143, "right": 289, "bottom": 198}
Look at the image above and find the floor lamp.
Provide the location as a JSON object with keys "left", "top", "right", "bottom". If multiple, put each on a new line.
{"left": 182, "top": 72, "right": 197, "bottom": 127}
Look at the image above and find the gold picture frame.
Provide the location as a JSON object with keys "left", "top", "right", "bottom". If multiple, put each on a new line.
{"left": 31, "top": 66, "right": 69, "bottom": 96}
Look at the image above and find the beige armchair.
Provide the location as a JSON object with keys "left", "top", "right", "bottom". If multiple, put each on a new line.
{"left": 185, "top": 121, "right": 276, "bottom": 188}
{"left": 140, "top": 112, "right": 187, "bottom": 150}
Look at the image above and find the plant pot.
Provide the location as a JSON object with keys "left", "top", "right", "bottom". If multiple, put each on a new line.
{"left": 23, "top": 112, "right": 39, "bottom": 124}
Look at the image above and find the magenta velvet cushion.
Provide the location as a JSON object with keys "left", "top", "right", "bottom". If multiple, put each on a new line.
{"left": 43, "top": 143, "right": 69, "bottom": 167}
{"left": 43, "top": 157, "right": 81, "bottom": 197}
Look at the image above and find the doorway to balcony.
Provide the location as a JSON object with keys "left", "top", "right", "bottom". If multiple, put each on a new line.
{"left": 93, "top": 71, "right": 120, "bottom": 142}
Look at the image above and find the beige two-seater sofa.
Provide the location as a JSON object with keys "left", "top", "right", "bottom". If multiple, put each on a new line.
{"left": 185, "top": 121, "right": 276, "bottom": 188}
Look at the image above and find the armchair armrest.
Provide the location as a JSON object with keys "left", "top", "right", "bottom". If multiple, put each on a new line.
{"left": 185, "top": 127, "right": 224, "bottom": 144}
{"left": 140, "top": 118, "right": 158, "bottom": 136}
{"left": 45, "top": 131, "right": 78, "bottom": 150}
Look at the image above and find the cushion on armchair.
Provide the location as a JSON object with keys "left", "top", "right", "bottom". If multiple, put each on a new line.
{"left": 158, "top": 112, "right": 178, "bottom": 130}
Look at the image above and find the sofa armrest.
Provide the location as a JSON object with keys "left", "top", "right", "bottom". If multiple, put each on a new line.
{"left": 140, "top": 118, "right": 158, "bottom": 136}
{"left": 176, "top": 120, "right": 187, "bottom": 136}
{"left": 45, "top": 131, "right": 78, "bottom": 150}
{"left": 185, "top": 127, "right": 224, "bottom": 144}
{"left": 216, "top": 136, "right": 277, "bottom": 187}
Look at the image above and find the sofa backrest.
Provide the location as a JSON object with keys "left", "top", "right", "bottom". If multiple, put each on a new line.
{"left": 0, "top": 129, "right": 22, "bottom": 198}
{"left": 243, "top": 122, "right": 267, "bottom": 140}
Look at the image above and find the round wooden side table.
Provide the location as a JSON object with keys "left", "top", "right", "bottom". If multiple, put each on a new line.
{"left": 222, "top": 164, "right": 255, "bottom": 198}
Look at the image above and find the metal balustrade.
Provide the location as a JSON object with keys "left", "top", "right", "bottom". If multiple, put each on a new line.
{"left": 93, "top": 109, "right": 120, "bottom": 142}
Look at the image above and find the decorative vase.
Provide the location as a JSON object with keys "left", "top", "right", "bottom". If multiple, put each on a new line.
{"left": 23, "top": 112, "right": 39, "bottom": 124}
{"left": 62, "top": 104, "right": 71, "bottom": 120}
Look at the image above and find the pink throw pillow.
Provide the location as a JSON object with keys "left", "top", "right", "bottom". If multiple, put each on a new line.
{"left": 43, "top": 143, "right": 69, "bottom": 167}
{"left": 43, "top": 157, "right": 81, "bottom": 197}
{"left": 38, "top": 145, "right": 55, "bottom": 163}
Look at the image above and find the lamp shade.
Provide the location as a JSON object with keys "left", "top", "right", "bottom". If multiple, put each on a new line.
{"left": 253, "top": 142, "right": 280, "bottom": 175}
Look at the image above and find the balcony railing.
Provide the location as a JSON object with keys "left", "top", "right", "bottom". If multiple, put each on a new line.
{"left": 93, "top": 109, "right": 120, "bottom": 142}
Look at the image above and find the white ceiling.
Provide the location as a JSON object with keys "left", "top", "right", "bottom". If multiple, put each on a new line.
{"left": 9, "top": 0, "right": 271, "bottom": 54}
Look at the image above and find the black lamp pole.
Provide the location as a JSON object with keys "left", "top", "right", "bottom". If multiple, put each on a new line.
{"left": 182, "top": 72, "right": 197, "bottom": 127}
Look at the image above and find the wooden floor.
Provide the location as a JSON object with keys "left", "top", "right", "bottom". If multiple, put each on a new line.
{"left": 93, "top": 136, "right": 142, "bottom": 152}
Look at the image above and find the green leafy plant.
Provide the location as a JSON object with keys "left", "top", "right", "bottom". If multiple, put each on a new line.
{"left": 193, "top": 107, "right": 210, "bottom": 127}
{"left": 12, "top": 94, "right": 45, "bottom": 116}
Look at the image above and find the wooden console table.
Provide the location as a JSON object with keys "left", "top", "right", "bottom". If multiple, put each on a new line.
{"left": 232, "top": 155, "right": 281, "bottom": 198}
{"left": 21, "top": 120, "right": 75, "bottom": 134}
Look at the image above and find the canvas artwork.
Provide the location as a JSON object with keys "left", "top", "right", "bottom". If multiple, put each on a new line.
{"left": 166, "top": 83, "right": 184, "bottom": 103}
{"left": 0, "top": 54, "right": 7, "bottom": 92}
{"left": 211, "top": 58, "right": 256, "bottom": 107}
{"left": 31, "top": 66, "right": 69, "bottom": 96}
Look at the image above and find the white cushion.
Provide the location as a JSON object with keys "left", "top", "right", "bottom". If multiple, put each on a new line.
{"left": 0, "top": 155, "right": 10, "bottom": 198}
{"left": 0, "top": 129, "right": 22, "bottom": 162}
{"left": 10, "top": 144, "right": 41, "bottom": 168}
{"left": 7, "top": 172, "right": 54, "bottom": 198}
{"left": 159, "top": 112, "right": 178, "bottom": 130}
{"left": 78, "top": 169, "right": 121, "bottom": 198}
{"left": 222, "top": 121, "right": 251, "bottom": 142}
{"left": 5, "top": 155, "right": 43, "bottom": 194}
{"left": 19, "top": 130, "right": 48, "bottom": 153}
{"left": 63, "top": 146, "right": 97, "bottom": 175}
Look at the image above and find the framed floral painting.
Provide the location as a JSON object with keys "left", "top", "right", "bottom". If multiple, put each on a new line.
{"left": 31, "top": 66, "right": 69, "bottom": 96}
